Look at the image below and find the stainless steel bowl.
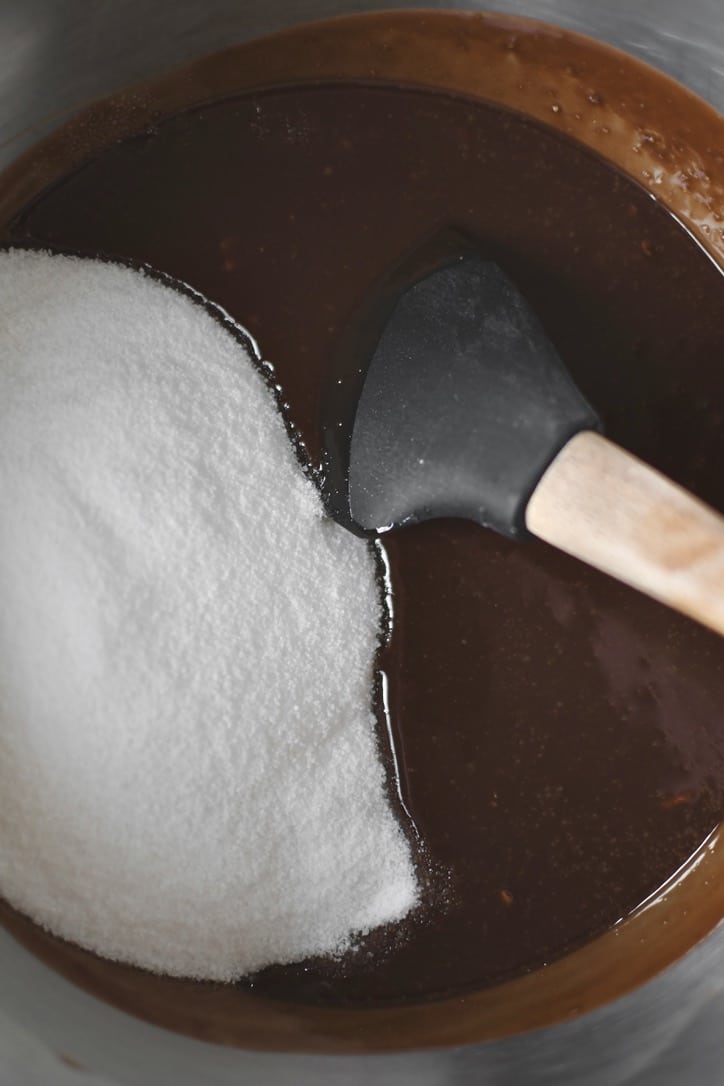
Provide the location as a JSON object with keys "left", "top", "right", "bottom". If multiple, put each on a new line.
{"left": 1, "top": 2, "right": 723, "bottom": 1083}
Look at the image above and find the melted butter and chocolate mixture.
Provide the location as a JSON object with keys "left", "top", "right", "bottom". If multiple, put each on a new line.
{"left": 5, "top": 84, "right": 724, "bottom": 1005}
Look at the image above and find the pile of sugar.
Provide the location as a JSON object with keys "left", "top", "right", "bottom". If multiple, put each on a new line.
{"left": 0, "top": 249, "right": 417, "bottom": 981}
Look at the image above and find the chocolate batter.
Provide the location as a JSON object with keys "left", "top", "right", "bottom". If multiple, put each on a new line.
{"left": 4, "top": 81, "right": 724, "bottom": 1007}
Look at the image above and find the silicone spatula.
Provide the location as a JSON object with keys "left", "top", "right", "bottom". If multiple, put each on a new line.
{"left": 324, "top": 252, "right": 724, "bottom": 638}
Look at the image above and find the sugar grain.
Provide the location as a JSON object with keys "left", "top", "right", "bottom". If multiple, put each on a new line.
{"left": 0, "top": 249, "right": 417, "bottom": 980}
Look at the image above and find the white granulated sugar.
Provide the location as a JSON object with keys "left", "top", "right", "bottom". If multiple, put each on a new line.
{"left": 0, "top": 249, "right": 418, "bottom": 980}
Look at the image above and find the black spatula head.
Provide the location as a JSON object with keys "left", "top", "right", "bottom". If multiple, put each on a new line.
{"left": 324, "top": 253, "right": 600, "bottom": 539}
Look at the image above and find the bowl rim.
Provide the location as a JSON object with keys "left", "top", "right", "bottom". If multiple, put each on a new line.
{"left": 1, "top": 6, "right": 724, "bottom": 1055}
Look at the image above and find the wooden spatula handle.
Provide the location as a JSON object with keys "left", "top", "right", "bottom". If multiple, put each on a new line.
{"left": 526, "top": 431, "right": 724, "bottom": 637}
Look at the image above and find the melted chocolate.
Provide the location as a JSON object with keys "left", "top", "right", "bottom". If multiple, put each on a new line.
{"left": 5, "top": 83, "right": 724, "bottom": 1006}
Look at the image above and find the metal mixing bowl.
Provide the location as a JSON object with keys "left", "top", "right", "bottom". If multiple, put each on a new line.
{"left": 1, "top": 2, "right": 723, "bottom": 1083}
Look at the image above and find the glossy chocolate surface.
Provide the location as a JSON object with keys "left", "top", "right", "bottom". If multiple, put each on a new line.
{"left": 7, "top": 80, "right": 724, "bottom": 1004}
